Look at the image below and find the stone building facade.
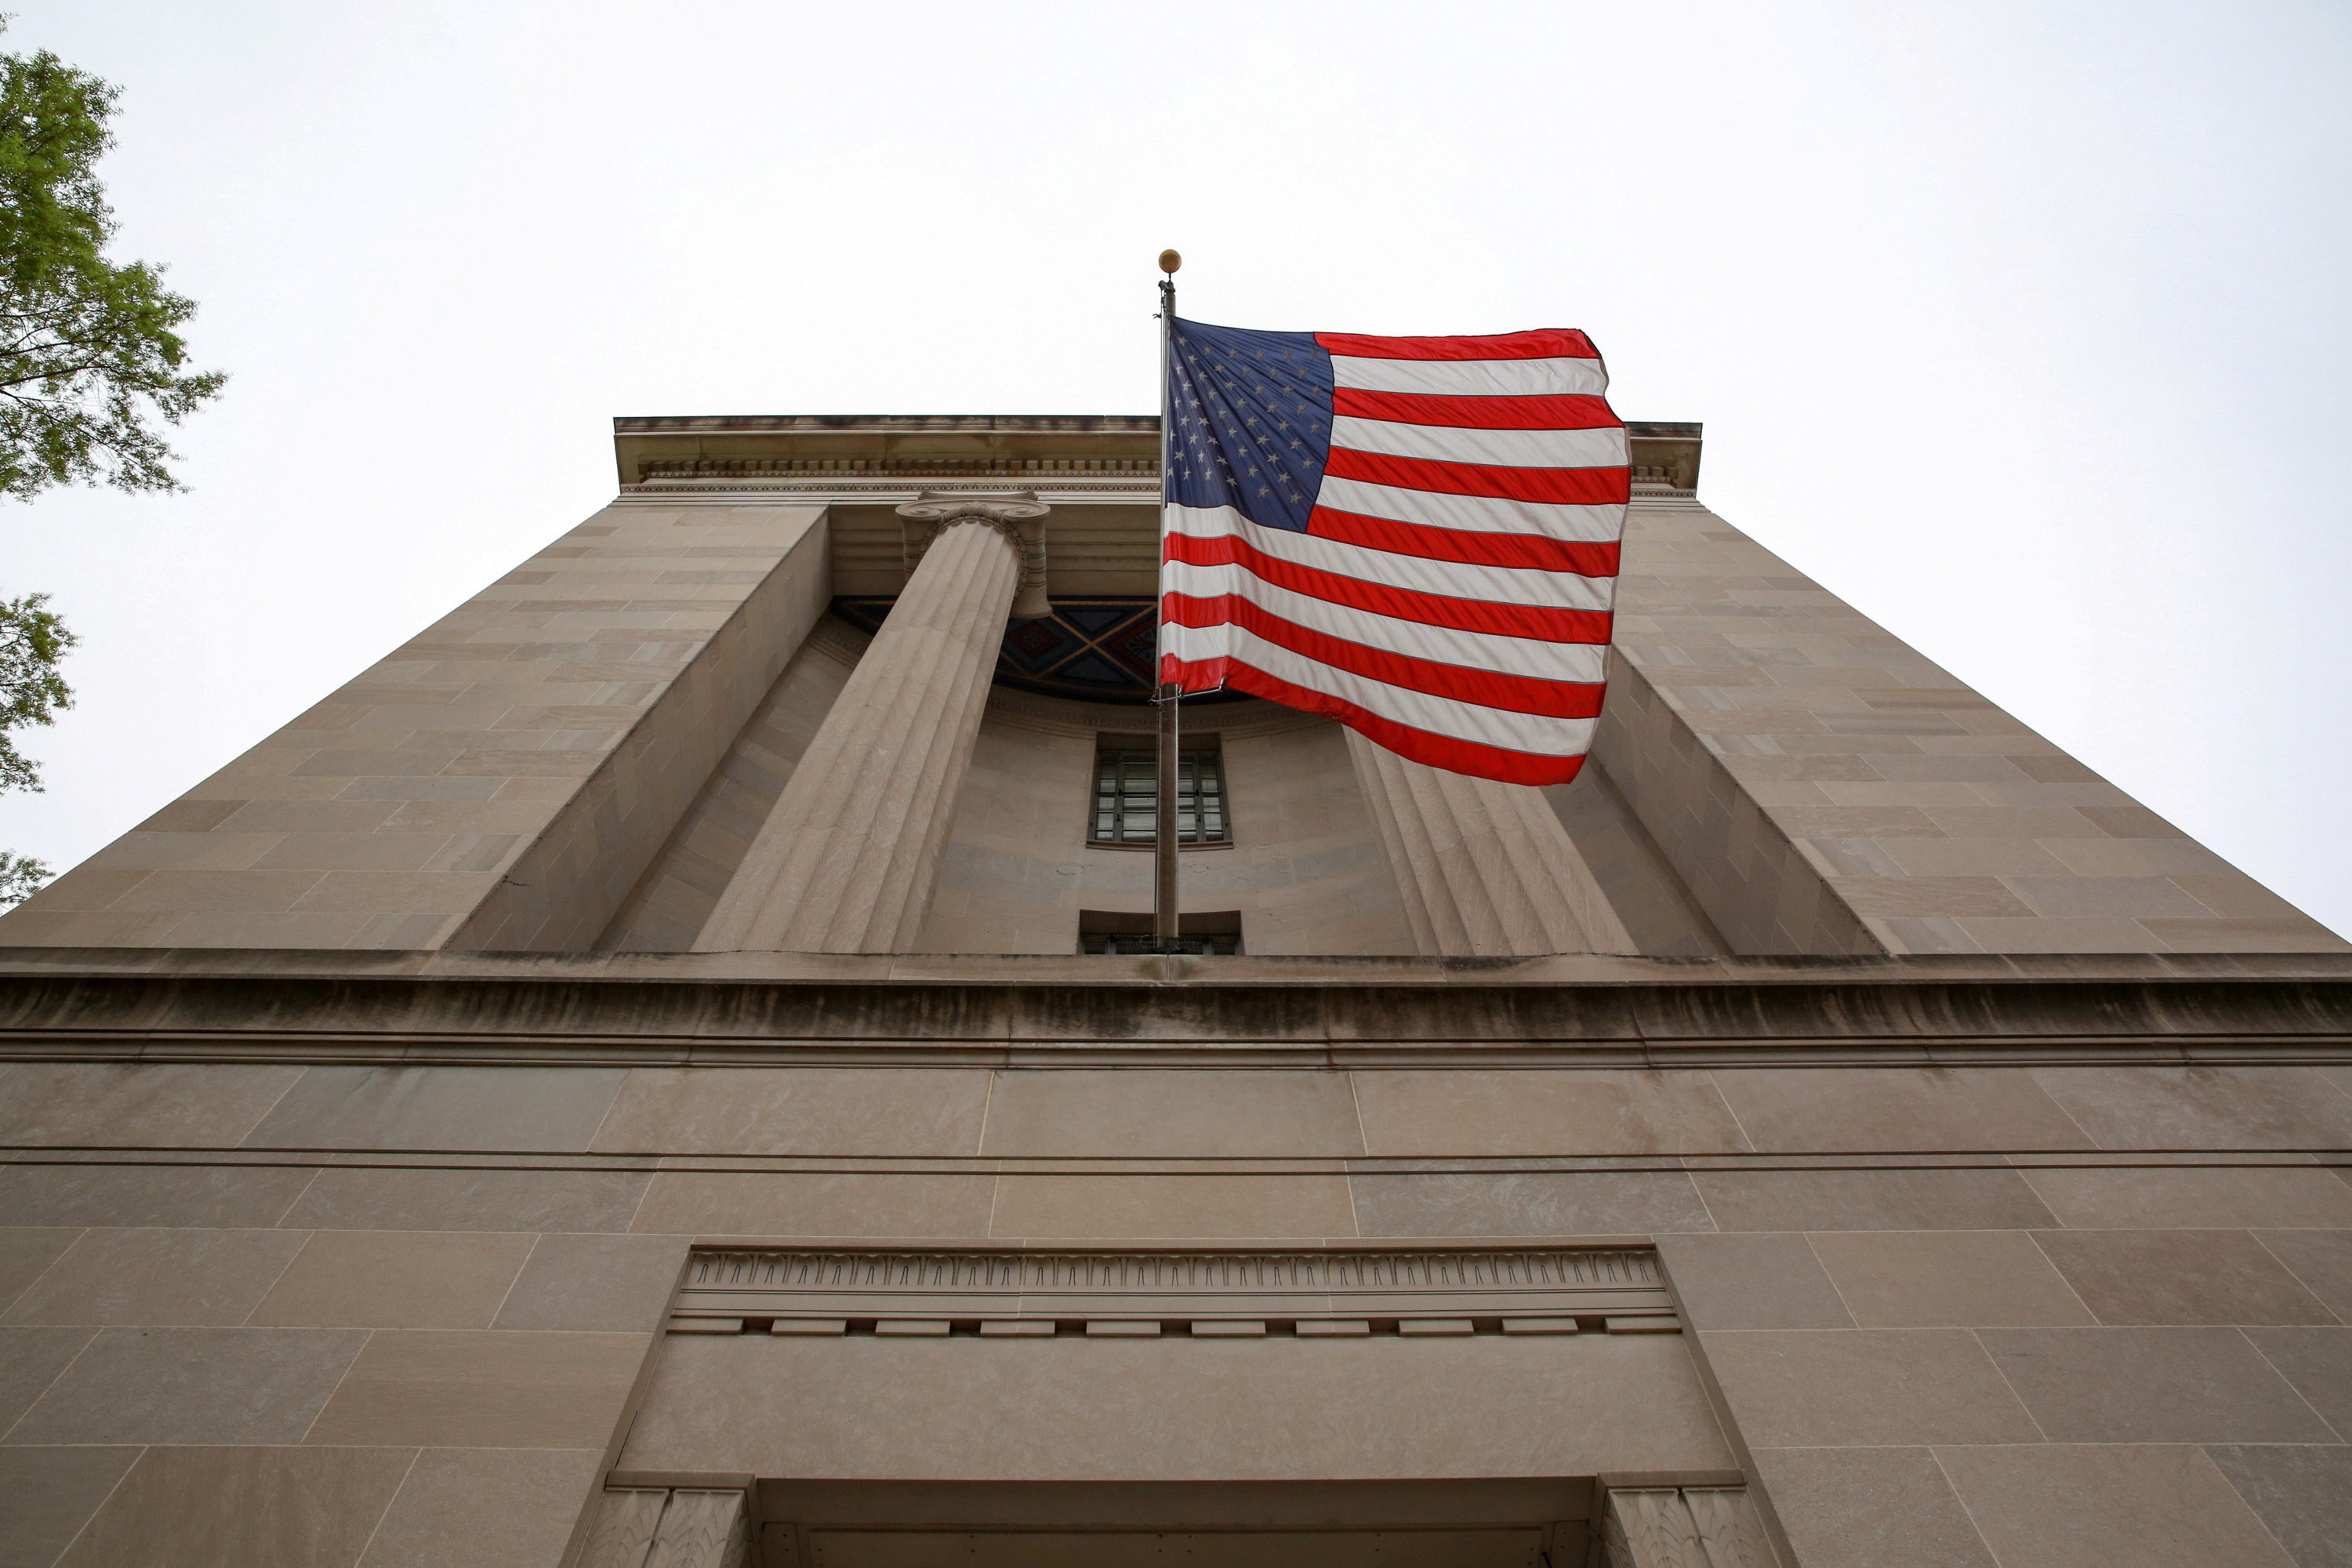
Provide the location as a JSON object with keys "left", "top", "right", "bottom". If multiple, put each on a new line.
{"left": 0, "top": 414, "right": 2347, "bottom": 1567}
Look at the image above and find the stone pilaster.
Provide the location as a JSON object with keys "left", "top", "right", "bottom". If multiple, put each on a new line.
{"left": 694, "top": 495, "right": 1043, "bottom": 953}
{"left": 1346, "top": 730, "right": 1639, "bottom": 956}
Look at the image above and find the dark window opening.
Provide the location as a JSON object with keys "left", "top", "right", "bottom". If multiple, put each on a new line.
{"left": 1091, "top": 748, "right": 1227, "bottom": 846}
{"left": 751, "top": 1477, "right": 1600, "bottom": 1566}
{"left": 1078, "top": 909, "right": 1243, "bottom": 956}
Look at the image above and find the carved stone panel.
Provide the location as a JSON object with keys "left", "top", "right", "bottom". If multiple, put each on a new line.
{"left": 1603, "top": 1486, "right": 1776, "bottom": 1568}
{"left": 669, "top": 1246, "right": 1678, "bottom": 1334}
{"left": 586, "top": 1486, "right": 748, "bottom": 1568}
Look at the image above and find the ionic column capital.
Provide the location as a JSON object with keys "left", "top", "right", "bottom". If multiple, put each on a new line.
{"left": 898, "top": 490, "right": 1051, "bottom": 618}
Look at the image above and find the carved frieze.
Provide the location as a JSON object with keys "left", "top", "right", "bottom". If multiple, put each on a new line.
{"left": 666, "top": 1246, "right": 1678, "bottom": 1335}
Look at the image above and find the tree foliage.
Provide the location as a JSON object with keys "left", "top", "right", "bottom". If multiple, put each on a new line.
{"left": 0, "top": 848, "right": 43, "bottom": 906}
{"left": 0, "top": 29, "right": 223, "bottom": 498}
{"left": 0, "top": 27, "right": 205, "bottom": 911}
{"left": 0, "top": 592, "right": 68, "bottom": 906}
{"left": 0, "top": 590, "right": 71, "bottom": 795}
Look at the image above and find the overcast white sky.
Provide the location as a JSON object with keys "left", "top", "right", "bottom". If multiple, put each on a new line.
{"left": 5, "top": 0, "right": 2348, "bottom": 935}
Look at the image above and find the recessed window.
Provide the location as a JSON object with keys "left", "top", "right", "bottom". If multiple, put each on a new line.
{"left": 1091, "top": 748, "right": 1228, "bottom": 847}
{"left": 1077, "top": 910, "right": 1243, "bottom": 956}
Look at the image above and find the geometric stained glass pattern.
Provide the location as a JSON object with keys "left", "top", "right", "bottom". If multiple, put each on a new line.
{"left": 831, "top": 597, "right": 1247, "bottom": 706}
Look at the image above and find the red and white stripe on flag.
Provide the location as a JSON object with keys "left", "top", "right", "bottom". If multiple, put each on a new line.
{"left": 1159, "top": 325, "right": 1628, "bottom": 786}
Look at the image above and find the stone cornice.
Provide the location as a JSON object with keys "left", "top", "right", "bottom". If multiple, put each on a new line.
{"left": 623, "top": 477, "right": 1700, "bottom": 506}
{"left": 611, "top": 415, "right": 1702, "bottom": 496}
{"left": 667, "top": 1246, "right": 1674, "bottom": 1331}
{"left": 614, "top": 416, "right": 1163, "bottom": 491}
{"left": 9, "top": 946, "right": 2347, "bottom": 983}
{"left": 619, "top": 478, "right": 1156, "bottom": 503}
{"left": 1, "top": 950, "right": 2349, "bottom": 1068}
{"left": 630, "top": 463, "right": 1160, "bottom": 488}
{"left": 615, "top": 415, "right": 1163, "bottom": 435}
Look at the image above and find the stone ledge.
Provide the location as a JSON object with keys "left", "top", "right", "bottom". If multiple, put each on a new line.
{"left": 669, "top": 1244, "right": 1671, "bottom": 1327}
{"left": 1, "top": 949, "right": 2350, "bottom": 1066}
{"left": 4, "top": 946, "right": 2352, "bottom": 984}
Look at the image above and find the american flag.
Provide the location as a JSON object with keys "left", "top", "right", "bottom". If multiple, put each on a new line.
{"left": 1158, "top": 319, "right": 1628, "bottom": 786}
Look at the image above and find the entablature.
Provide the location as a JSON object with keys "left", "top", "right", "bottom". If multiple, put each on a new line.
{"left": 613, "top": 414, "right": 1704, "bottom": 496}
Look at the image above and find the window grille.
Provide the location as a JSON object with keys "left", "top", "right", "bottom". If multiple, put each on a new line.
{"left": 1078, "top": 928, "right": 1240, "bottom": 956}
{"left": 1091, "top": 749, "right": 1227, "bottom": 846}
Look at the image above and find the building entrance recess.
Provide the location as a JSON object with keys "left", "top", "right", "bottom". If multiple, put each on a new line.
{"left": 584, "top": 1248, "right": 1766, "bottom": 1567}
{"left": 589, "top": 1476, "right": 1773, "bottom": 1566}
{"left": 742, "top": 1478, "right": 1598, "bottom": 1566}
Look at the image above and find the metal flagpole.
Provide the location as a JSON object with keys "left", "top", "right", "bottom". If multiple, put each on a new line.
{"left": 1152, "top": 249, "right": 1182, "bottom": 952}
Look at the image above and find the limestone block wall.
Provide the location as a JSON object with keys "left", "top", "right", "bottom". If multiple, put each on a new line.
{"left": 0, "top": 503, "right": 830, "bottom": 953}
{"left": 1607, "top": 498, "right": 2349, "bottom": 956}
{"left": 915, "top": 702, "right": 1418, "bottom": 956}
{"left": 2, "top": 1043, "right": 2347, "bottom": 1566}
{"left": 913, "top": 713, "right": 1097, "bottom": 955}
{"left": 1542, "top": 763, "right": 1726, "bottom": 957}
{"left": 1653, "top": 1064, "right": 2352, "bottom": 1568}
{"left": 0, "top": 1060, "right": 688, "bottom": 1568}
{"left": 1589, "top": 649, "right": 1878, "bottom": 956}
{"left": 1214, "top": 719, "right": 1417, "bottom": 956}
{"left": 452, "top": 509, "right": 832, "bottom": 952}
{"left": 1118, "top": 714, "right": 1420, "bottom": 956}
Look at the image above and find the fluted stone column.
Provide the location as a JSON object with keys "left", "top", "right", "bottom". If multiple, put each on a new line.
{"left": 1346, "top": 729, "right": 1638, "bottom": 956}
{"left": 694, "top": 494, "right": 1045, "bottom": 953}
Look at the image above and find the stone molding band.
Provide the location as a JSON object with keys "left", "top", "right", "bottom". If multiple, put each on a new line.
{"left": 687, "top": 1245, "right": 1663, "bottom": 1290}
{"left": 617, "top": 481, "right": 1154, "bottom": 503}
{"left": 665, "top": 1245, "right": 1676, "bottom": 1333}
{"left": 2, "top": 967, "right": 2350, "bottom": 1068}
{"left": 9, "top": 1148, "right": 2337, "bottom": 1172}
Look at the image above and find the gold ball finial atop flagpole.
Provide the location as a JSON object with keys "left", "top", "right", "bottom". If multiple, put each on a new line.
{"left": 1159, "top": 249, "right": 1181, "bottom": 274}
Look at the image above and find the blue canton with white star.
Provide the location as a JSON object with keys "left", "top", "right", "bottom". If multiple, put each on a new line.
{"left": 1164, "top": 318, "right": 1334, "bottom": 534}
